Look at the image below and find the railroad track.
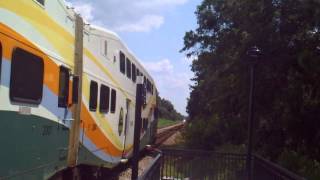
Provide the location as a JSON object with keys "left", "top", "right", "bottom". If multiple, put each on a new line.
{"left": 154, "top": 123, "right": 184, "bottom": 146}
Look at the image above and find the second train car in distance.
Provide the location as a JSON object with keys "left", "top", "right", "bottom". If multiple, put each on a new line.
{"left": 0, "top": 0, "right": 158, "bottom": 179}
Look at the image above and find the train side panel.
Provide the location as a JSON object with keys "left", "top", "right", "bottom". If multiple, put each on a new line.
{"left": 0, "top": 0, "right": 76, "bottom": 179}
{"left": 76, "top": 26, "right": 158, "bottom": 167}
{"left": 0, "top": 0, "right": 158, "bottom": 179}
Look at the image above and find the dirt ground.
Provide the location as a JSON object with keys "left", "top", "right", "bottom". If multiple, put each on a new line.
{"left": 161, "top": 131, "right": 182, "bottom": 146}
{"left": 118, "top": 130, "right": 182, "bottom": 179}
{"left": 118, "top": 156, "right": 154, "bottom": 180}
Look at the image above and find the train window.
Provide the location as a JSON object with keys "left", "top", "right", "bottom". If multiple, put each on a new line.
{"left": 103, "top": 40, "right": 108, "bottom": 56}
{"left": 148, "top": 80, "right": 151, "bottom": 92}
{"left": 146, "top": 119, "right": 149, "bottom": 129}
{"left": 118, "top": 108, "right": 124, "bottom": 135}
{"left": 126, "top": 58, "right": 131, "bottom": 79}
{"left": 58, "top": 66, "right": 70, "bottom": 108}
{"left": 100, "top": 84, "right": 110, "bottom": 113}
{"left": 136, "top": 68, "right": 140, "bottom": 77}
{"left": 132, "top": 63, "right": 136, "bottom": 82}
{"left": 141, "top": 118, "right": 146, "bottom": 131}
{"left": 144, "top": 118, "right": 149, "bottom": 131}
{"left": 151, "top": 84, "right": 154, "bottom": 95}
{"left": 120, "top": 51, "right": 125, "bottom": 74}
{"left": 111, "top": 89, "right": 116, "bottom": 113}
{"left": 36, "top": 0, "right": 45, "bottom": 6}
{"left": 0, "top": 43, "right": 2, "bottom": 82}
{"left": 10, "top": 48, "right": 44, "bottom": 105}
{"left": 146, "top": 79, "right": 149, "bottom": 92}
{"left": 89, "top": 81, "right": 98, "bottom": 111}
{"left": 142, "top": 119, "right": 145, "bottom": 131}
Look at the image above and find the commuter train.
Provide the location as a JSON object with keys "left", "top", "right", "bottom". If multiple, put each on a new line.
{"left": 0, "top": 0, "right": 158, "bottom": 179}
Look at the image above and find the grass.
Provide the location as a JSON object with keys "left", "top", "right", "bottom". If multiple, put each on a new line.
{"left": 157, "top": 118, "right": 179, "bottom": 128}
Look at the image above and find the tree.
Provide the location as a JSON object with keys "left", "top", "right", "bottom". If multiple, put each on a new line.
{"left": 182, "top": 0, "right": 320, "bottom": 178}
{"left": 157, "top": 94, "right": 184, "bottom": 121}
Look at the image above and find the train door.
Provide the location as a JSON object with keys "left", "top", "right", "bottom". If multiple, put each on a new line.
{"left": 122, "top": 99, "right": 131, "bottom": 157}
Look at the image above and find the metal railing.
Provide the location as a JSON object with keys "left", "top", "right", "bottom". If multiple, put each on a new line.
{"left": 139, "top": 153, "right": 162, "bottom": 180}
{"left": 156, "top": 148, "right": 306, "bottom": 180}
{"left": 160, "top": 148, "right": 247, "bottom": 180}
{"left": 252, "top": 154, "right": 306, "bottom": 180}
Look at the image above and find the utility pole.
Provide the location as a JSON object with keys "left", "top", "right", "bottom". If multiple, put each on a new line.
{"left": 67, "top": 14, "right": 84, "bottom": 179}
{"left": 132, "top": 76, "right": 144, "bottom": 180}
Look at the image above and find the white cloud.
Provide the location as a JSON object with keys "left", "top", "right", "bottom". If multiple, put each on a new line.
{"left": 136, "top": 0, "right": 189, "bottom": 8}
{"left": 116, "top": 15, "right": 164, "bottom": 32}
{"left": 143, "top": 58, "right": 192, "bottom": 98}
{"left": 143, "top": 59, "right": 173, "bottom": 73}
{"left": 143, "top": 58, "right": 192, "bottom": 115}
{"left": 65, "top": 0, "right": 188, "bottom": 32}
{"left": 64, "top": 1, "right": 72, "bottom": 7}
{"left": 71, "top": 2, "right": 94, "bottom": 22}
{"left": 142, "top": 58, "right": 194, "bottom": 115}
{"left": 143, "top": 59, "right": 191, "bottom": 89}
{"left": 180, "top": 55, "right": 197, "bottom": 66}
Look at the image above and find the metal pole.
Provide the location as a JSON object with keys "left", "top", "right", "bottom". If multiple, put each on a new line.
{"left": 247, "top": 64, "right": 255, "bottom": 180}
{"left": 132, "top": 76, "right": 144, "bottom": 180}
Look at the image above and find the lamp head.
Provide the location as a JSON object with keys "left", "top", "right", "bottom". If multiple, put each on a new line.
{"left": 316, "top": 46, "right": 320, "bottom": 55}
{"left": 246, "top": 46, "right": 263, "bottom": 62}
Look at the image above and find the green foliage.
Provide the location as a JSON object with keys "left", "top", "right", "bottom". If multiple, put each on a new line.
{"left": 158, "top": 118, "right": 179, "bottom": 128}
{"left": 182, "top": 0, "right": 320, "bottom": 178}
{"left": 278, "top": 150, "right": 320, "bottom": 179}
{"left": 157, "top": 95, "right": 184, "bottom": 121}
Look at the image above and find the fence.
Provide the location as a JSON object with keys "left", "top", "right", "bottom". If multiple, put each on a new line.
{"left": 139, "top": 148, "right": 306, "bottom": 180}
{"left": 139, "top": 153, "right": 162, "bottom": 180}
{"left": 160, "top": 148, "right": 247, "bottom": 180}
{"left": 252, "top": 154, "right": 306, "bottom": 180}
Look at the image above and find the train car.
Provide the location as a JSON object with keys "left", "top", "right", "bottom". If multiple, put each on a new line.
{"left": 0, "top": 0, "right": 158, "bottom": 179}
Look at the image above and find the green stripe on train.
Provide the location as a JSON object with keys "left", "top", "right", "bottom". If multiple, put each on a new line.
{"left": 0, "top": 111, "right": 69, "bottom": 180}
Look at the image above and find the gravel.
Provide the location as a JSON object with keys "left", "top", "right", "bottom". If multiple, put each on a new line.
{"left": 118, "top": 156, "right": 154, "bottom": 180}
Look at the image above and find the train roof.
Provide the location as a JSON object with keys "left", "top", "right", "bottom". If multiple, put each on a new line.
{"left": 62, "top": 1, "right": 154, "bottom": 84}
{"left": 87, "top": 25, "right": 154, "bottom": 83}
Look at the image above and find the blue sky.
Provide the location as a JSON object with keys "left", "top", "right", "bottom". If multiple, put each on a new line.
{"left": 65, "top": 0, "right": 201, "bottom": 115}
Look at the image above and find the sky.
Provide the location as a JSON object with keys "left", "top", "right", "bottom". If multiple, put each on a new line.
{"left": 65, "top": 0, "right": 201, "bottom": 115}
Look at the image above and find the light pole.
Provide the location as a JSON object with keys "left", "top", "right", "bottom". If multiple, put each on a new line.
{"left": 246, "top": 46, "right": 262, "bottom": 180}
{"left": 132, "top": 76, "right": 144, "bottom": 180}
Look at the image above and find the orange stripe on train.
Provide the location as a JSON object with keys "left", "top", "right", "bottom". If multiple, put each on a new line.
{"left": 0, "top": 22, "right": 60, "bottom": 95}
{"left": 81, "top": 103, "right": 123, "bottom": 157}
{"left": 0, "top": 22, "right": 123, "bottom": 158}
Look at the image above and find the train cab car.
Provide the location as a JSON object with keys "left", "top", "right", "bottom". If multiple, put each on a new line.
{"left": 0, "top": 0, "right": 158, "bottom": 179}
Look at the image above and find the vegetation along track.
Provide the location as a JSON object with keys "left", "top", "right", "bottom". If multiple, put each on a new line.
{"left": 155, "top": 123, "right": 184, "bottom": 147}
